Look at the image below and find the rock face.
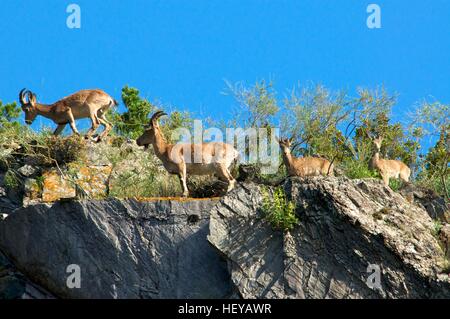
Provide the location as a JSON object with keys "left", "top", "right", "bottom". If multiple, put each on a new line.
{"left": 41, "top": 165, "right": 112, "bottom": 202}
{"left": 440, "top": 224, "right": 450, "bottom": 260}
{"left": 399, "top": 183, "right": 449, "bottom": 223}
{"left": 208, "top": 177, "right": 450, "bottom": 298}
{"left": 0, "top": 198, "right": 231, "bottom": 299}
{"left": 0, "top": 251, "right": 54, "bottom": 299}
{"left": 0, "top": 177, "right": 449, "bottom": 299}
{"left": 0, "top": 173, "right": 21, "bottom": 215}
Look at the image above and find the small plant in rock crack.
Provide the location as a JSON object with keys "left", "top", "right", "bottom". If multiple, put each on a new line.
{"left": 261, "top": 186, "right": 298, "bottom": 232}
{"left": 432, "top": 220, "right": 443, "bottom": 238}
{"left": 4, "top": 169, "right": 20, "bottom": 190}
{"left": 442, "top": 258, "right": 450, "bottom": 274}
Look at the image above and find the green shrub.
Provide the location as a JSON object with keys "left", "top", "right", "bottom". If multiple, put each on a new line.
{"left": 0, "top": 126, "right": 85, "bottom": 169}
{"left": 389, "top": 178, "right": 403, "bottom": 192}
{"left": 108, "top": 86, "right": 155, "bottom": 139}
{"left": 0, "top": 100, "right": 22, "bottom": 131}
{"left": 342, "top": 160, "right": 378, "bottom": 179}
{"left": 103, "top": 143, "right": 182, "bottom": 198}
{"left": 442, "top": 258, "right": 450, "bottom": 274}
{"left": 416, "top": 173, "right": 450, "bottom": 201}
{"left": 35, "top": 175, "right": 45, "bottom": 192}
{"left": 3, "top": 170, "right": 20, "bottom": 190}
{"left": 261, "top": 186, "right": 298, "bottom": 231}
{"left": 432, "top": 220, "right": 443, "bottom": 237}
{"left": 22, "top": 134, "right": 86, "bottom": 167}
{"left": 109, "top": 169, "right": 180, "bottom": 198}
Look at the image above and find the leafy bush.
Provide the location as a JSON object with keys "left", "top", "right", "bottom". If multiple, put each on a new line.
{"left": 261, "top": 186, "right": 298, "bottom": 231}
{"left": 416, "top": 174, "right": 450, "bottom": 200}
{"left": 95, "top": 141, "right": 181, "bottom": 198}
{"left": 342, "top": 160, "right": 378, "bottom": 179}
{"left": 21, "top": 134, "right": 86, "bottom": 167}
{"left": 3, "top": 170, "right": 20, "bottom": 190}
{"left": 432, "top": 220, "right": 443, "bottom": 237}
{"left": 109, "top": 168, "right": 180, "bottom": 198}
{"left": 389, "top": 178, "right": 403, "bottom": 192}
{"left": 0, "top": 100, "right": 21, "bottom": 131}
{"left": 108, "top": 86, "right": 156, "bottom": 139}
{"left": 442, "top": 258, "right": 450, "bottom": 274}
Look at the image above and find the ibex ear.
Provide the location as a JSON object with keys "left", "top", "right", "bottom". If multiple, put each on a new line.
{"left": 288, "top": 136, "right": 295, "bottom": 143}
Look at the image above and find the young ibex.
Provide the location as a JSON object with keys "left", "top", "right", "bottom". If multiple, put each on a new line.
{"left": 370, "top": 136, "right": 411, "bottom": 186}
{"left": 19, "top": 88, "right": 117, "bottom": 139}
{"left": 278, "top": 137, "right": 334, "bottom": 177}
{"left": 136, "top": 111, "right": 239, "bottom": 197}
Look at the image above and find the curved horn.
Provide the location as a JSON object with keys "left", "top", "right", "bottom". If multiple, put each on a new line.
{"left": 150, "top": 111, "right": 167, "bottom": 124}
{"left": 19, "top": 88, "right": 29, "bottom": 105}
{"left": 28, "top": 91, "right": 34, "bottom": 102}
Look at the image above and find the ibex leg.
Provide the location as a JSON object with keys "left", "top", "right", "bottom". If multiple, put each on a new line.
{"left": 382, "top": 174, "right": 390, "bottom": 187}
{"left": 86, "top": 113, "right": 100, "bottom": 138}
{"left": 217, "top": 165, "right": 236, "bottom": 192}
{"left": 97, "top": 113, "right": 112, "bottom": 140}
{"left": 178, "top": 163, "right": 189, "bottom": 197}
{"left": 53, "top": 124, "right": 66, "bottom": 136}
{"left": 67, "top": 110, "right": 80, "bottom": 135}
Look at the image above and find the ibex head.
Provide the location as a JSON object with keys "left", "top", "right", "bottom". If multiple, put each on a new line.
{"left": 136, "top": 111, "right": 167, "bottom": 149}
{"left": 371, "top": 135, "right": 384, "bottom": 151}
{"left": 19, "top": 89, "right": 38, "bottom": 125}
{"left": 277, "top": 137, "right": 294, "bottom": 155}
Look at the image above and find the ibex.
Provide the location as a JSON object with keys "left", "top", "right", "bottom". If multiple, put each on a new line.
{"left": 136, "top": 111, "right": 239, "bottom": 197}
{"left": 370, "top": 136, "right": 411, "bottom": 186}
{"left": 278, "top": 137, "right": 334, "bottom": 177}
{"left": 19, "top": 88, "right": 117, "bottom": 139}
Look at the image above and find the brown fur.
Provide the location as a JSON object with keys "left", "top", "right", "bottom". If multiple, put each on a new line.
{"left": 278, "top": 138, "right": 334, "bottom": 177}
{"left": 370, "top": 136, "right": 411, "bottom": 186}
{"left": 19, "top": 89, "right": 117, "bottom": 139}
{"left": 136, "top": 111, "right": 239, "bottom": 197}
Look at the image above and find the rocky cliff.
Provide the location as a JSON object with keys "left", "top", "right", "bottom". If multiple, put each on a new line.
{"left": 0, "top": 198, "right": 231, "bottom": 298}
{"left": 0, "top": 177, "right": 449, "bottom": 299}
{"left": 209, "top": 177, "right": 450, "bottom": 298}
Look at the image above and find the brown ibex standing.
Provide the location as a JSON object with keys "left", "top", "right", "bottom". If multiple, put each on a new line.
{"left": 370, "top": 136, "right": 411, "bottom": 186}
{"left": 278, "top": 137, "right": 334, "bottom": 177}
{"left": 136, "top": 111, "right": 239, "bottom": 197}
{"left": 19, "top": 88, "right": 117, "bottom": 139}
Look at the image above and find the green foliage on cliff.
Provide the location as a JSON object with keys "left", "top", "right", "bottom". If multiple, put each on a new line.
{"left": 261, "top": 186, "right": 298, "bottom": 232}
{"left": 3, "top": 170, "right": 20, "bottom": 190}
{"left": 0, "top": 100, "right": 21, "bottom": 131}
{"left": 107, "top": 86, "right": 193, "bottom": 142}
{"left": 0, "top": 82, "right": 448, "bottom": 200}
{"left": 222, "top": 80, "right": 448, "bottom": 199}
{"left": 108, "top": 86, "right": 155, "bottom": 139}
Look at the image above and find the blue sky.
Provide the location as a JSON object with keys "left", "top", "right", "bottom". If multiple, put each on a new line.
{"left": 1, "top": 0, "right": 449, "bottom": 139}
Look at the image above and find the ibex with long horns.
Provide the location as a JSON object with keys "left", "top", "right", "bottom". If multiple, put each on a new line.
{"left": 19, "top": 88, "right": 117, "bottom": 139}
{"left": 136, "top": 111, "right": 239, "bottom": 197}
{"left": 370, "top": 136, "right": 411, "bottom": 186}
